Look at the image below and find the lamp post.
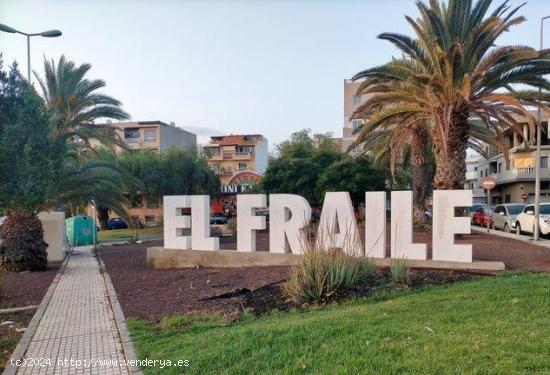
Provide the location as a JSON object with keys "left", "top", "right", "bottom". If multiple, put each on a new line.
{"left": 0, "top": 23, "right": 62, "bottom": 83}
{"left": 534, "top": 15, "right": 550, "bottom": 241}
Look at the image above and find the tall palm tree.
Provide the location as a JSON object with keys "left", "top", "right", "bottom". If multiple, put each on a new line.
{"left": 350, "top": 121, "right": 432, "bottom": 225}
{"left": 35, "top": 55, "right": 129, "bottom": 151}
{"left": 353, "top": 0, "right": 550, "bottom": 190}
{"left": 36, "top": 55, "right": 134, "bottom": 225}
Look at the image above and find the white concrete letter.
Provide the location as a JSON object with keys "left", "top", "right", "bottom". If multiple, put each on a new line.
{"left": 390, "top": 191, "right": 426, "bottom": 260}
{"left": 269, "top": 194, "right": 311, "bottom": 254}
{"left": 316, "top": 192, "right": 362, "bottom": 254}
{"left": 191, "top": 195, "right": 219, "bottom": 251}
{"left": 365, "top": 192, "right": 386, "bottom": 258}
{"left": 163, "top": 195, "right": 191, "bottom": 249}
{"left": 237, "top": 194, "right": 267, "bottom": 252}
{"left": 432, "top": 190, "right": 472, "bottom": 262}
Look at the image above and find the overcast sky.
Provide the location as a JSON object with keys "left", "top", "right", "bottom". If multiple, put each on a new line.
{"left": 1, "top": 0, "right": 548, "bottom": 146}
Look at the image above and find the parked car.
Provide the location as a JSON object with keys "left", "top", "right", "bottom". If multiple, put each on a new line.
{"left": 0, "top": 216, "right": 5, "bottom": 228}
{"left": 492, "top": 204, "right": 526, "bottom": 232}
{"left": 468, "top": 204, "right": 487, "bottom": 224}
{"left": 515, "top": 203, "right": 550, "bottom": 236}
{"left": 107, "top": 218, "right": 128, "bottom": 230}
{"left": 210, "top": 215, "right": 228, "bottom": 225}
{"left": 472, "top": 206, "right": 494, "bottom": 227}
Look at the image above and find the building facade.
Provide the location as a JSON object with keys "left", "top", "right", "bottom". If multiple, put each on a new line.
{"left": 91, "top": 121, "right": 197, "bottom": 226}
{"left": 109, "top": 120, "right": 197, "bottom": 153}
{"left": 203, "top": 134, "right": 268, "bottom": 215}
{"left": 341, "top": 78, "right": 371, "bottom": 152}
{"left": 464, "top": 110, "right": 550, "bottom": 204}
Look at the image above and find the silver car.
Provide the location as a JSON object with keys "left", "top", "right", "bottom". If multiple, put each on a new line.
{"left": 492, "top": 204, "right": 526, "bottom": 232}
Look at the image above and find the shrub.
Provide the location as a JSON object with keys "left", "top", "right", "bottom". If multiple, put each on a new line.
{"left": 390, "top": 258, "right": 408, "bottom": 285}
{"left": 227, "top": 218, "right": 237, "bottom": 238}
{"left": 283, "top": 247, "right": 375, "bottom": 305}
{"left": 0, "top": 213, "right": 48, "bottom": 272}
{"left": 210, "top": 226, "right": 223, "bottom": 237}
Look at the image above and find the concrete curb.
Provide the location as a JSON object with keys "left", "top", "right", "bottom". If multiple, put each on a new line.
{"left": 3, "top": 253, "right": 71, "bottom": 375}
{"left": 96, "top": 251, "right": 143, "bottom": 375}
{"left": 472, "top": 226, "right": 550, "bottom": 249}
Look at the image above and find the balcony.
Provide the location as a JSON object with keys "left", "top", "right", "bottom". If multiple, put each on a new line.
{"left": 465, "top": 171, "right": 478, "bottom": 181}
{"left": 491, "top": 167, "right": 550, "bottom": 184}
{"left": 125, "top": 138, "right": 140, "bottom": 144}
{"left": 222, "top": 153, "right": 233, "bottom": 160}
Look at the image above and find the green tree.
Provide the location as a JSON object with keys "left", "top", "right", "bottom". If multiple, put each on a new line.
{"left": 261, "top": 130, "right": 341, "bottom": 206}
{"left": 315, "top": 154, "right": 387, "bottom": 207}
{"left": 0, "top": 68, "right": 63, "bottom": 271}
{"left": 36, "top": 55, "right": 129, "bottom": 152}
{"left": 352, "top": 0, "right": 550, "bottom": 190}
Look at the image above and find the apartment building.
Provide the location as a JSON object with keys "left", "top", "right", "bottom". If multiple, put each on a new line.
{"left": 465, "top": 110, "right": 550, "bottom": 204}
{"left": 109, "top": 120, "right": 196, "bottom": 153}
{"left": 90, "top": 121, "right": 197, "bottom": 226}
{"left": 341, "top": 78, "right": 372, "bottom": 152}
{"left": 203, "top": 134, "right": 268, "bottom": 215}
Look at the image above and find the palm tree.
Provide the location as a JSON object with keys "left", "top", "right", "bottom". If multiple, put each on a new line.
{"left": 352, "top": 0, "right": 550, "bottom": 190}
{"left": 36, "top": 55, "right": 134, "bottom": 226}
{"left": 350, "top": 121, "right": 432, "bottom": 225}
{"left": 35, "top": 55, "right": 129, "bottom": 152}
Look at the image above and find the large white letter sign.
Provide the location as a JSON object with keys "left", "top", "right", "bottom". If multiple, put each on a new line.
{"left": 164, "top": 196, "right": 191, "bottom": 249}
{"left": 269, "top": 194, "right": 311, "bottom": 254}
{"left": 391, "top": 191, "right": 427, "bottom": 260}
{"left": 365, "top": 192, "right": 386, "bottom": 258}
{"left": 316, "top": 192, "right": 362, "bottom": 254}
{"left": 432, "top": 190, "right": 472, "bottom": 262}
{"left": 191, "top": 195, "right": 219, "bottom": 251}
{"left": 237, "top": 194, "right": 267, "bottom": 252}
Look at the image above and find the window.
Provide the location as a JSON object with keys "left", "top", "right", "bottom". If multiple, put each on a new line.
{"left": 144, "top": 129, "right": 156, "bottom": 143}
{"left": 351, "top": 119, "right": 363, "bottom": 130}
{"left": 474, "top": 166, "right": 478, "bottom": 171}
{"left": 541, "top": 156, "right": 548, "bottom": 168}
{"left": 505, "top": 194, "right": 511, "bottom": 203}
{"left": 145, "top": 216, "right": 157, "bottom": 226}
{"left": 211, "top": 164, "right": 220, "bottom": 171}
{"left": 238, "top": 163, "right": 247, "bottom": 171}
{"left": 481, "top": 170, "right": 484, "bottom": 177}
{"left": 506, "top": 162, "right": 510, "bottom": 171}
{"left": 210, "top": 148, "right": 220, "bottom": 156}
{"left": 236, "top": 146, "right": 254, "bottom": 155}
{"left": 352, "top": 95, "right": 361, "bottom": 105}
{"left": 146, "top": 196, "right": 159, "bottom": 208}
{"left": 131, "top": 195, "right": 143, "bottom": 208}
{"left": 498, "top": 163, "right": 502, "bottom": 173}
{"left": 541, "top": 181, "right": 550, "bottom": 190}
{"left": 124, "top": 128, "right": 140, "bottom": 143}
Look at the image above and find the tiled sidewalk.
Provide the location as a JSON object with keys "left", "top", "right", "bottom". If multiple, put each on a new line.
{"left": 13, "top": 246, "right": 130, "bottom": 375}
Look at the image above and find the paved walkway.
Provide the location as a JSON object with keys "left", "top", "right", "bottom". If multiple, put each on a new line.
{"left": 14, "top": 246, "right": 130, "bottom": 374}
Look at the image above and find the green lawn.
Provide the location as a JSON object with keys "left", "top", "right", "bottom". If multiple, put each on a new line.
{"left": 128, "top": 272, "right": 550, "bottom": 374}
{"left": 98, "top": 226, "right": 163, "bottom": 242}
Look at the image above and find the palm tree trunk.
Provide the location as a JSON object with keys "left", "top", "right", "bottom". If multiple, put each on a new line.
{"left": 410, "top": 128, "right": 429, "bottom": 226}
{"left": 97, "top": 205, "right": 110, "bottom": 229}
{"left": 433, "top": 112, "right": 469, "bottom": 190}
{"left": 0, "top": 212, "right": 48, "bottom": 272}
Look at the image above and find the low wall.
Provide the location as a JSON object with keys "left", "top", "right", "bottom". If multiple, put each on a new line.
{"left": 38, "top": 212, "right": 67, "bottom": 262}
{"left": 147, "top": 247, "right": 505, "bottom": 272}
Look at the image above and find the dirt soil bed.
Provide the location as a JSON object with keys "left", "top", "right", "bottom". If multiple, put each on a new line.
{"left": 0, "top": 263, "right": 60, "bottom": 310}
{"left": 0, "top": 310, "right": 34, "bottom": 371}
{"left": 100, "top": 230, "right": 549, "bottom": 321}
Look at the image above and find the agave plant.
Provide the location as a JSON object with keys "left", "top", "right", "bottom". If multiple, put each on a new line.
{"left": 353, "top": 0, "right": 550, "bottom": 190}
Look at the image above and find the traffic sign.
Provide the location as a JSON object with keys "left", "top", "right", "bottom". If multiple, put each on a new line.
{"left": 481, "top": 176, "right": 496, "bottom": 190}
{"left": 521, "top": 192, "right": 528, "bottom": 200}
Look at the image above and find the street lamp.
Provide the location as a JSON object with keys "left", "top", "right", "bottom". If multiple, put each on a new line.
{"left": 533, "top": 15, "right": 550, "bottom": 241}
{"left": 0, "top": 23, "right": 62, "bottom": 83}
